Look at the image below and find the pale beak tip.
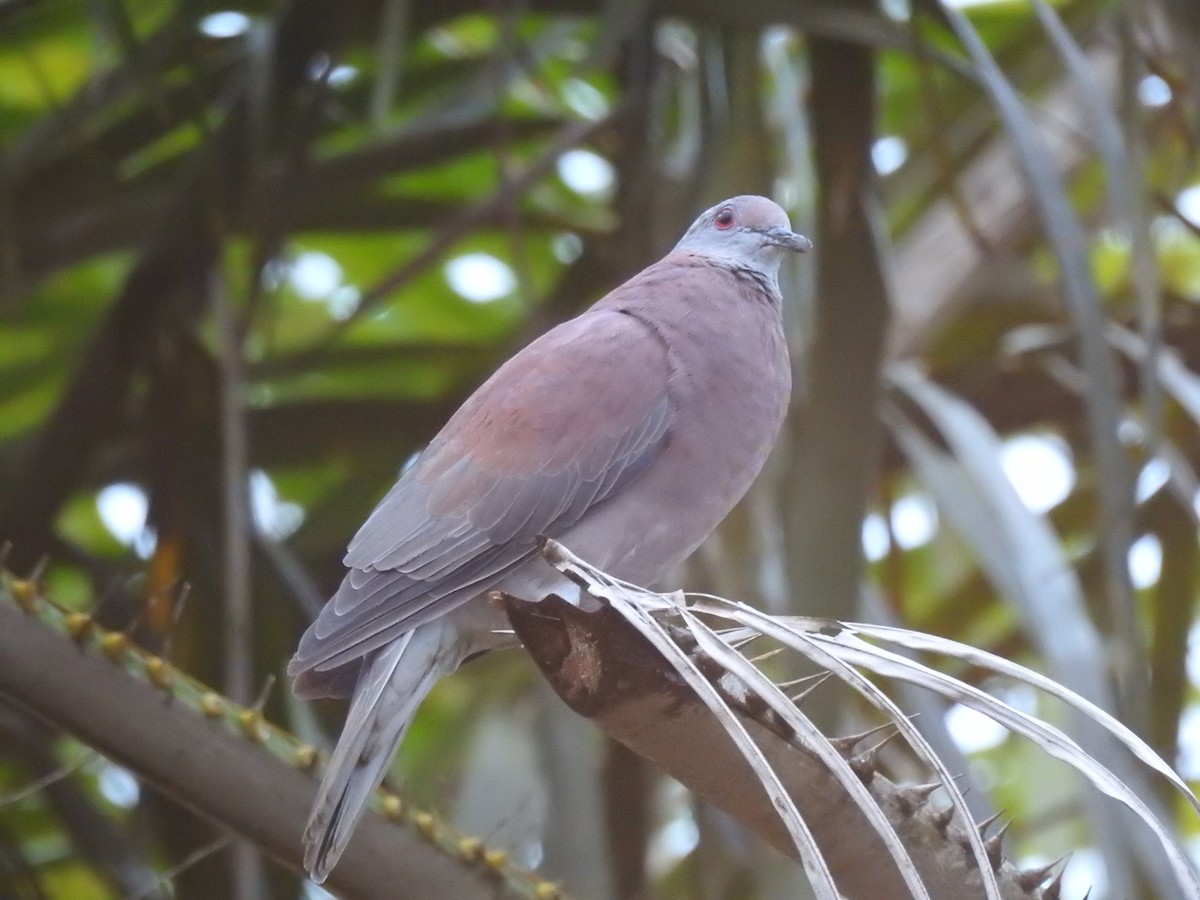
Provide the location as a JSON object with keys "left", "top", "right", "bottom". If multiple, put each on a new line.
{"left": 767, "top": 226, "right": 813, "bottom": 253}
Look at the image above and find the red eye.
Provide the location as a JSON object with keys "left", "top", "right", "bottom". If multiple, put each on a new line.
{"left": 714, "top": 208, "right": 734, "bottom": 230}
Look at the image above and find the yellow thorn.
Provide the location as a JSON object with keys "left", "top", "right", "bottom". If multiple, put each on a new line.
{"left": 483, "top": 848, "right": 507, "bottom": 871}
{"left": 457, "top": 837, "right": 482, "bottom": 860}
{"left": 293, "top": 744, "right": 317, "bottom": 771}
{"left": 200, "top": 693, "right": 225, "bottom": 719}
{"left": 381, "top": 794, "right": 404, "bottom": 821}
{"left": 250, "top": 674, "right": 276, "bottom": 713}
{"left": 237, "top": 708, "right": 267, "bottom": 742}
{"left": 99, "top": 630, "right": 129, "bottom": 661}
{"left": 412, "top": 811, "right": 437, "bottom": 839}
{"left": 144, "top": 657, "right": 174, "bottom": 691}
{"left": 11, "top": 579, "right": 38, "bottom": 613}
{"left": 534, "top": 883, "right": 561, "bottom": 900}
{"left": 65, "top": 612, "right": 93, "bottom": 640}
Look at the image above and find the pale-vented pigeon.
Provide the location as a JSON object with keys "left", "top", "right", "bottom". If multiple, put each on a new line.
{"left": 290, "top": 195, "right": 811, "bottom": 881}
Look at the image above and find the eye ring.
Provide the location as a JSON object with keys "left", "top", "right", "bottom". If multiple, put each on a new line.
{"left": 714, "top": 207, "right": 734, "bottom": 230}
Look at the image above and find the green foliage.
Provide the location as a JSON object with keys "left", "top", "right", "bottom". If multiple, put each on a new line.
{"left": 2, "top": 0, "right": 1200, "bottom": 897}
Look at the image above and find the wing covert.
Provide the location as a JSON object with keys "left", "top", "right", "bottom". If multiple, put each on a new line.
{"left": 291, "top": 308, "right": 674, "bottom": 686}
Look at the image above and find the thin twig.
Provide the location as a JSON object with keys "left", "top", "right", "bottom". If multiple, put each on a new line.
{"left": 125, "top": 835, "right": 233, "bottom": 900}
{"left": 0, "top": 749, "right": 95, "bottom": 809}
{"left": 285, "top": 113, "right": 623, "bottom": 368}
{"left": 213, "top": 269, "right": 264, "bottom": 900}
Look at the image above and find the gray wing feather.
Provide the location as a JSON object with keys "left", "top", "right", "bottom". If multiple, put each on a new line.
{"left": 290, "top": 309, "right": 674, "bottom": 689}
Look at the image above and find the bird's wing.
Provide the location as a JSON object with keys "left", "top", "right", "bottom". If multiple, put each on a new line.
{"left": 290, "top": 307, "right": 674, "bottom": 684}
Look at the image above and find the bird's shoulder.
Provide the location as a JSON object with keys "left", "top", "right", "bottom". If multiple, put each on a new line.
{"left": 417, "top": 307, "right": 672, "bottom": 481}
{"left": 336, "top": 305, "right": 675, "bottom": 575}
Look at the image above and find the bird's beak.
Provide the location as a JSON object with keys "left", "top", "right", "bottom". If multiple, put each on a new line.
{"left": 764, "top": 226, "right": 813, "bottom": 253}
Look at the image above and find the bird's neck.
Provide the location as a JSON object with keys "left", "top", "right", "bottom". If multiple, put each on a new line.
{"left": 678, "top": 250, "right": 783, "bottom": 294}
{"left": 597, "top": 253, "right": 785, "bottom": 331}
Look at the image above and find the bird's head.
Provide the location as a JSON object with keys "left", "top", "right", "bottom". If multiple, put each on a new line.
{"left": 674, "top": 195, "right": 812, "bottom": 282}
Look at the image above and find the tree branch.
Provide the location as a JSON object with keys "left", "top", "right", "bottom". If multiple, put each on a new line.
{"left": 504, "top": 592, "right": 1060, "bottom": 900}
{"left": 0, "top": 579, "right": 562, "bottom": 900}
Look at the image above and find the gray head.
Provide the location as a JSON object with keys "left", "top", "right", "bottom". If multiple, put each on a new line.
{"left": 674, "top": 195, "right": 812, "bottom": 283}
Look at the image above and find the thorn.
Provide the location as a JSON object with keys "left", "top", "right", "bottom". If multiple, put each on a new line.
{"left": 158, "top": 583, "right": 191, "bottom": 663}
{"left": 99, "top": 629, "right": 130, "bottom": 662}
{"left": 845, "top": 731, "right": 902, "bottom": 783}
{"left": 1014, "top": 866, "right": 1050, "bottom": 892}
{"left": 830, "top": 721, "right": 897, "bottom": 756}
{"left": 482, "top": 848, "right": 508, "bottom": 872}
{"left": 946, "top": 772, "right": 971, "bottom": 793}
{"left": 1042, "top": 867, "right": 1064, "bottom": 900}
{"left": 984, "top": 820, "right": 1010, "bottom": 871}
{"left": 144, "top": 656, "right": 175, "bottom": 692}
{"left": 457, "top": 836, "right": 483, "bottom": 860}
{"left": 777, "top": 671, "right": 826, "bottom": 690}
{"left": 251, "top": 674, "right": 276, "bottom": 712}
{"left": 902, "top": 782, "right": 942, "bottom": 801}
{"left": 1015, "top": 856, "right": 1066, "bottom": 892}
{"left": 10, "top": 578, "right": 39, "bottom": 613}
{"left": 975, "top": 810, "right": 1003, "bottom": 834}
{"left": 789, "top": 671, "right": 833, "bottom": 703}
{"left": 292, "top": 744, "right": 317, "bottom": 771}
{"left": 173, "top": 581, "right": 190, "bottom": 611}
{"left": 237, "top": 708, "right": 267, "bottom": 742}
{"left": 64, "top": 612, "right": 94, "bottom": 641}
{"left": 200, "top": 692, "right": 225, "bottom": 719}
{"left": 746, "top": 647, "right": 784, "bottom": 665}
{"left": 412, "top": 811, "right": 437, "bottom": 839}
{"left": 864, "top": 729, "right": 902, "bottom": 755}
{"left": 849, "top": 747, "right": 878, "bottom": 783}
{"left": 17, "top": 557, "right": 52, "bottom": 612}
{"left": 237, "top": 675, "right": 276, "bottom": 743}
{"left": 894, "top": 781, "right": 941, "bottom": 815}
{"left": 153, "top": 585, "right": 186, "bottom": 683}
{"left": 931, "top": 803, "right": 954, "bottom": 834}
{"left": 534, "top": 882, "right": 562, "bottom": 900}
{"left": 28, "top": 555, "right": 48, "bottom": 584}
{"left": 381, "top": 794, "right": 404, "bottom": 821}
{"left": 729, "top": 632, "right": 761, "bottom": 650}
{"left": 844, "top": 729, "right": 902, "bottom": 777}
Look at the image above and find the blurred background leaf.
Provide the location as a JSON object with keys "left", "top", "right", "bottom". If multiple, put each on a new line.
{"left": 2, "top": 0, "right": 1200, "bottom": 897}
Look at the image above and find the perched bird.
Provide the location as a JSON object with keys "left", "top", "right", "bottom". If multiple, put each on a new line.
{"left": 290, "top": 195, "right": 811, "bottom": 881}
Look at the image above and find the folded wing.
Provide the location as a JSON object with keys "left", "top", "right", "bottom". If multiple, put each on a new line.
{"left": 290, "top": 308, "right": 675, "bottom": 694}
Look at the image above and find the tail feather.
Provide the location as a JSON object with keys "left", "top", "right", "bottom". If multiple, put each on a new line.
{"left": 302, "top": 621, "right": 460, "bottom": 883}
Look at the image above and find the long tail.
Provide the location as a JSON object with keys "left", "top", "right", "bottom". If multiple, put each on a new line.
{"left": 303, "top": 620, "right": 460, "bottom": 883}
